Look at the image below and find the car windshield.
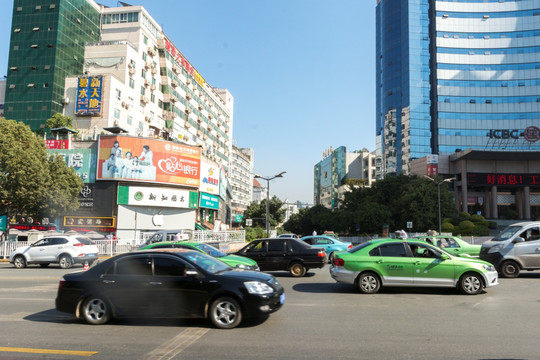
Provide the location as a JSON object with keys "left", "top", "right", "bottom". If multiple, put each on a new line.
{"left": 348, "top": 242, "right": 372, "bottom": 253}
{"left": 492, "top": 225, "right": 523, "bottom": 242}
{"left": 183, "top": 252, "right": 231, "bottom": 274}
{"left": 194, "top": 243, "right": 226, "bottom": 257}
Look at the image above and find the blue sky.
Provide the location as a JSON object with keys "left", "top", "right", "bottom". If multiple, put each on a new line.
{"left": 0, "top": 0, "right": 376, "bottom": 204}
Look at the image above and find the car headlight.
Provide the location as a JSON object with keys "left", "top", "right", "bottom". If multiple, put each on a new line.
{"left": 487, "top": 244, "right": 504, "bottom": 254}
{"left": 244, "top": 281, "right": 274, "bottom": 295}
{"left": 236, "top": 264, "right": 249, "bottom": 269}
{"left": 483, "top": 264, "right": 495, "bottom": 272}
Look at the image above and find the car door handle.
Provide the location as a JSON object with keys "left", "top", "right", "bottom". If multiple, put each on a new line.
{"left": 149, "top": 282, "right": 162, "bottom": 285}
{"left": 102, "top": 280, "right": 115, "bottom": 284}
{"left": 413, "top": 261, "right": 421, "bottom": 265}
{"left": 376, "top": 260, "right": 384, "bottom": 264}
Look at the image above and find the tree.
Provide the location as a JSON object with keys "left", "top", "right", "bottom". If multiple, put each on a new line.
{"left": 46, "top": 113, "right": 73, "bottom": 129}
{"left": 244, "top": 196, "right": 285, "bottom": 229}
{"left": 0, "top": 118, "right": 82, "bottom": 221}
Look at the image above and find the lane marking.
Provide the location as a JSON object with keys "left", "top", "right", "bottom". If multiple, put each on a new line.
{"left": 0, "top": 347, "right": 97, "bottom": 357}
{"left": 144, "top": 327, "right": 209, "bottom": 360}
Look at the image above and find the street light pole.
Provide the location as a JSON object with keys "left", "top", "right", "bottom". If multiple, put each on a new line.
{"left": 424, "top": 176, "right": 455, "bottom": 234}
{"left": 254, "top": 171, "right": 286, "bottom": 238}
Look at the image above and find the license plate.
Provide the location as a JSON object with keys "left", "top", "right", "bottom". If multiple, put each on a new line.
{"left": 88, "top": 254, "right": 96, "bottom": 257}
{"left": 280, "top": 293, "right": 285, "bottom": 304}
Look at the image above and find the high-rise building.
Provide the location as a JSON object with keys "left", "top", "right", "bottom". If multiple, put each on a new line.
{"left": 4, "top": 0, "right": 101, "bottom": 130}
{"left": 230, "top": 146, "right": 254, "bottom": 226}
{"left": 376, "top": 0, "right": 540, "bottom": 176}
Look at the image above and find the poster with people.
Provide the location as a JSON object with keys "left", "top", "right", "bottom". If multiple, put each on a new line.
{"left": 97, "top": 135, "right": 201, "bottom": 187}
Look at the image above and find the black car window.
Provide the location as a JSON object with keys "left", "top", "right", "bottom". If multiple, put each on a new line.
{"left": 153, "top": 256, "right": 187, "bottom": 276}
{"left": 303, "top": 238, "right": 313, "bottom": 245}
{"left": 523, "top": 227, "right": 540, "bottom": 241}
{"left": 268, "top": 240, "right": 285, "bottom": 252}
{"left": 115, "top": 256, "right": 152, "bottom": 276}
{"left": 151, "top": 244, "right": 174, "bottom": 249}
{"left": 370, "top": 243, "right": 407, "bottom": 257}
{"left": 247, "top": 241, "right": 266, "bottom": 252}
{"left": 52, "top": 238, "right": 68, "bottom": 245}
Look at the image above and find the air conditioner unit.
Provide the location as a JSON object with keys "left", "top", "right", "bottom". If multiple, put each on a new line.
{"left": 113, "top": 120, "right": 119, "bottom": 126}
{"left": 145, "top": 116, "right": 151, "bottom": 122}
{"left": 150, "top": 84, "right": 156, "bottom": 91}
{"left": 62, "top": 97, "right": 70, "bottom": 104}
{"left": 121, "top": 101, "right": 126, "bottom": 107}
{"left": 186, "top": 79, "right": 191, "bottom": 84}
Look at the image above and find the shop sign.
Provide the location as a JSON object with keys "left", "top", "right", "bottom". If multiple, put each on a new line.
{"left": 234, "top": 214, "right": 244, "bottom": 222}
{"left": 78, "top": 185, "right": 94, "bottom": 208}
{"left": 48, "top": 148, "right": 96, "bottom": 183}
{"left": 63, "top": 216, "right": 115, "bottom": 232}
{"left": 97, "top": 135, "right": 201, "bottom": 187}
{"left": 487, "top": 126, "right": 540, "bottom": 143}
{"left": 117, "top": 185, "right": 199, "bottom": 209}
{"left": 0, "top": 215, "right": 8, "bottom": 231}
{"left": 199, "top": 192, "right": 219, "bottom": 210}
{"left": 75, "top": 76, "right": 103, "bottom": 116}
{"left": 164, "top": 39, "right": 206, "bottom": 87}
{"left": 468, "top": 173, "right": 540, "bottom": 186}
{"left": 45, "top": 140, "right": 70, "bottom": 149}
{"left": 200, "top": 162, "right": 219, "bottom": 195}
{"left": 9, "top": 224, "right": 57, "bottom": 231}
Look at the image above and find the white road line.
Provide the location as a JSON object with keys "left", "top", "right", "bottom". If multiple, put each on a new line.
{"left": 144, "top": 327, "right": 209, "bottom": 360}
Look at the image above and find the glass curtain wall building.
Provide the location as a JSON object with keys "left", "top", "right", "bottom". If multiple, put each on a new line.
{"left": 376, "top": 0, "right": 540, "bottom": 176}
{"left": 4, "top": 0, "right": 100, "bottom": 130}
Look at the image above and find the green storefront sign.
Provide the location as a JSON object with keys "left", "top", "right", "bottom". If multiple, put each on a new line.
{"left": 199, "top": 193, "right": 219, "bottom": 210}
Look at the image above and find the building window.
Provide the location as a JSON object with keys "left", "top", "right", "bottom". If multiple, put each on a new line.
{"left": 114, "top": 108, "right": 120, "bottom": 120}
{"left": 141, "top": 69, "right": 146, "bottom": 78}
{"left": 143, "top": 35, "right": 148, "bottom": 45}
{"left": 129, "top": 78, "right": 134, "bottom": 89}
{"left": 115, "top": 89, "right": 121, "bottom": 101}
{"left": 140, "top": 86, "right": 145, "bottom": 95}
{"left": 127, "top": 116, "right": 133, "bottom": 125}
{"left": 142, "top": 52, "right": 147, "bottom": 61}
{"left": 151, "top": 94, "right": 155, "bottom": 103}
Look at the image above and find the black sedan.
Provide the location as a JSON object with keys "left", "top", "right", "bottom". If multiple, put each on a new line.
{"left": 55, "top": 249, "right": 285, "bottom": 329}
{"left": 235, "top": 238, "right": 326, "bottom": 277}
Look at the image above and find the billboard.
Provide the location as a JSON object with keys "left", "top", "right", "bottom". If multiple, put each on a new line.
{"left": 75, "top": 76, "right": 103, "bottom": 116}
{"left": 48, "top": 148, "right": 97, "bottom": 183}
{"left": 199, "top": 192, "right": 219, "bottom": 210}
{"left": 199, "top": 162, "right": 220, "bottom": 195}
{"left": 97, "top": 135, "right": 201, "bottom": 187}
{"left": 117, "top": 185, "right": 199, "bottom": 209}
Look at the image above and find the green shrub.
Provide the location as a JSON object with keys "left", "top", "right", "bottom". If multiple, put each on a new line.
{"left": 472, "top": 224, "right": 490, "bottom": 236}
{"left": 245, "top": 227, "right": 266, "bottom": 242}
{"left": 441, "top": 222, "right": 454, "bottom": 233}
{"left": 470, "top": 214, "right": 485, "bottom": 223}
{"left": 488, "top": 221, "right": 498, "bottom": 229}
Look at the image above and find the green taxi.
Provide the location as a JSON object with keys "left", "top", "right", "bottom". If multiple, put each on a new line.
{"left": 416, "top": 235, "right": 481, "bottom": 257}
{"left": 330, "top": 239, "right": 498, "bottom": 295}
{"left": 139, "top": 241, "right": 260, "bottom": 270}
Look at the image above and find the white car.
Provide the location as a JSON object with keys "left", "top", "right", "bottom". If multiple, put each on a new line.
{"left": 10, "top": 235, "right": 99, "bottom": 269}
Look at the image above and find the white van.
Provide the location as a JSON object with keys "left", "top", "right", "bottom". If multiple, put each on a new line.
{"left": 479, "top": 221, "right": 540, "bottom": 278}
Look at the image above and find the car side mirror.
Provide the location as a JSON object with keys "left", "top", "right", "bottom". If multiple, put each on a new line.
{"left": 439, "top": 253, "right": 449, "bottom": 261}
{"left": 514, "top": 237, "right": 525, "bottom": 243}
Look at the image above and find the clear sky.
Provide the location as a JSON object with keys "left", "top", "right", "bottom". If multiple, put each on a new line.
{"left": 0, "top": 0, "right": 376, "bottom": 204}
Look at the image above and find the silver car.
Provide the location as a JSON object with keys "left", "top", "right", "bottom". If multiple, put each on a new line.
{"left": 479, "top": 221, "right": 540, "bottom": 278}
{"left": 9, "top": 235, "right": 99, "bottom": 269}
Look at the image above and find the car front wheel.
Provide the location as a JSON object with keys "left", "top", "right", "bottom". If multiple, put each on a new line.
{"left": 209, "top": 296, "right": 242, "bottom": 329}
{"left": 58, "top": 255, "right": 72, "bottom": 269}
{"left": 357, "top": 272, "right": 381, "bottom": 294}
{"left": 500, "top": 260, "right": 520, "bottom": 278}
{"left": 289, "top": 262, "right": 306, "bottom": 277}
{"left": 459, "top": 272, "right": 483, "bottom": 295}
{"left": 13, "top": 255, "right": 27, "bottom": 269}
{"left": 82, "top": 296, "right": 110, "bottom": 325}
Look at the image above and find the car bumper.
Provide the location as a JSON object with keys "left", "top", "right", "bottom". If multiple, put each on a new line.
{"left": 242, "top": 290, "right": 285, "bottom": 318}
{"left": 479, "top": 253, "right": 504, "bottom": 269}
{"left": 329, "top": 265, "right": 356, "bottom": 285}
{"left": 483, "top": 270, "right": 499, "bottom": 288}
{"left": 72, "top": 253, "right": 99, "bottom": 264}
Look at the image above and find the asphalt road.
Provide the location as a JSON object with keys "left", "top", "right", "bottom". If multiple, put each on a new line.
{"left": 1, "top": 261, "right": 539, "bottom": 360}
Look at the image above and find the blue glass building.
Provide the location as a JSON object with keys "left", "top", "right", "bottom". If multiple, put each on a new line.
{"left": 376, "top": 0, "right": 540, "bottom": 175}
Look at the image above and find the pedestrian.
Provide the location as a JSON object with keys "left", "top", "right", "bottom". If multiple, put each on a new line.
{"left": 400, "top": 229, "right": 408, "bottom": 240}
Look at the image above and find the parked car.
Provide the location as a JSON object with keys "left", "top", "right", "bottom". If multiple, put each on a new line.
{"left": 235, "top": 238, "right": 326, "bottom": 277}
{"left": 55, "top": 249, "right": 285, "bottom": 329}
{"left": 10, "top": 235, "right": 99, "bottom": 269}
{"left": 300, "top": 235, "right": 352, "bottom": 262}
{"left": 138, "top": 241, "right": 260, "bottom": 270}
{"left": 415, "top": 235, "right": 481, "bottom": 257}
{"left": 480, "top": 221, "right": 540, "bottom": 278}
{"left": 330, "top": 239, "right": 498, "bottom": 295}
{"left": 277, "top": 233, "right": 300, "bottom": 239}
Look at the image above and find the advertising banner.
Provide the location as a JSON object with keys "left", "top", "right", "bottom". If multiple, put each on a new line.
{"left": 48, "top": 148, "right": 97, "bottom": 183}
{"left": 199, "top": 192, "right": 219, "bottom": 210}
{"left": 63, "top": 216, "right": 115, "bottom": 233}
{"left": 45, "top": 140, "right": 70, "bottom": 149}
{"left": 0, "top": 215, "right": 6, "bottom": 231}
{"left": 199, "top": 162, "right": 219, "bottom": 195}
{"left": 97, "top": 135, "right": 201, "bottom": 187}
{"left": 117, "top": 185, "right": 199, "bottom": 209}
{"left": 75, "top": 76, "right": 103, "bottom": 116}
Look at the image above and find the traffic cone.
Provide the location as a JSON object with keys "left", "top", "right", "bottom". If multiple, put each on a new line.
{"left": 83, "top": 261, "right": 89, "bottom": 271}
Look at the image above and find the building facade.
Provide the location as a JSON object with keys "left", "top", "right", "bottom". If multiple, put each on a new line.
{"left": 314, "top": 146, "right": 377, "bottom": 209}
{"left": 230, "top": 146, "right": 254, "bottom": 227}
{"left": 4, "top": 0, "right": 101, "bottom": 129}
{"left": 376, "top": 0, "right": 540, "bottom": 175}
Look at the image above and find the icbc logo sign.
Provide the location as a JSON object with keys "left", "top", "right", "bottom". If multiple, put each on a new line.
{"left": 523, "top": 126, "right": 540, "bottom": 143}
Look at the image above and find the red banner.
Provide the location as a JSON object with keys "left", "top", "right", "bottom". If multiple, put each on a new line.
{"left": 45, "top": 140, "right": 70, "bottom": 149}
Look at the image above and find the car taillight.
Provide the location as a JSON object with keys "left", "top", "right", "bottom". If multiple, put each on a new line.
{"left": 58, "top": 278, "right": 65, "bottom": 290}
{"left": 74, "top": 243, "right": 84, "bottom": 247}
{"left": 318, "top": 250, "right": 326, "bottom": 257}
{"left": 347, "top": 244, "right": 353, "bottom": 249}
{"left": 333, "top": 258, "right": 345, "bottom": 266}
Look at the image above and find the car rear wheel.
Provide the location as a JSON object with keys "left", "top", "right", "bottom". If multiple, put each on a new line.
{"left": 357, "top": 272, "right": 381, "bottom": 294}
{"left": 328, "top": 252, "right": 335, "bottom": 264}
{"left": 39, "top": 263, "right": 50, "bottom": 268}
{"left": 58, "top": 255, "right": 72, "bottom": 269}
{"left": 82, "top": 296, "right": 110, "bottom": 325}
{"left": 289, "top": 262, "right": 306, "bottom": 277}
{"left": 500, "top": 260, "right": 520, "bottom": 278}
{"left": 13, "top": 255, "right": 27, "bottom": 269}
{"left": 459, "top": 272, "right": 483, "bottom": 295}
{"left": 209, "top": 296, "right": 242, "bottom": 329}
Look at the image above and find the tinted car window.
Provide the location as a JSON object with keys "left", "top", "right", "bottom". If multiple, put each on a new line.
{"left": 153, "top": 256, "right": 187, "bottom": 276}
{"left": 370, "top": 243, "right": 407, "bottom": 257}
{"left": 76, "top": 237, "right": 95, "bottom": 245}
{"left": 115, "top": 256, "right": 152, "bottom": 275}
{"left": 289, "top": 239, "right": 308, "bottom": 252}
{"left": 349, "top": 242, "right": 371, "bottom": 253}
{"left": 247, "top": 241, "right": 266, "bottom": 252}
{"left": 268, "top": 240, "right": 285, "bottom": 252}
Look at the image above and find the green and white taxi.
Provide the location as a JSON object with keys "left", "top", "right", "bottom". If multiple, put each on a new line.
{"left": 330, "top": 239, "right": 498, "bottom": 295}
